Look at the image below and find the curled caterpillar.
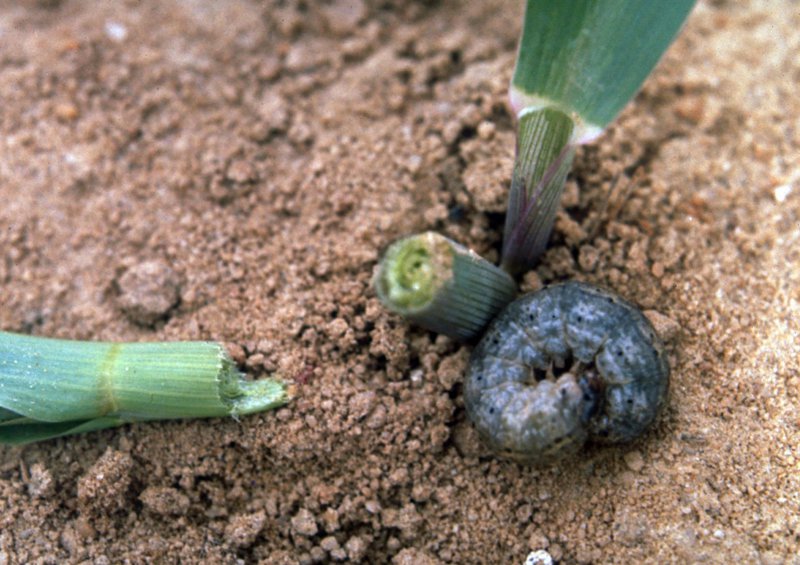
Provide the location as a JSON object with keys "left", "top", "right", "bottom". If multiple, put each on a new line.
{"left": 464, "top": 281, "right": 669, "bottom": 464}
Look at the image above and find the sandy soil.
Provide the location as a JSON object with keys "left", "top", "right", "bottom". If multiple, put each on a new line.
{"left": 1, "top": 0, "right": 799, "bottom": 563}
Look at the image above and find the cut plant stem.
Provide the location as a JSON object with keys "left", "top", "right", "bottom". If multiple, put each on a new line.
{"left": 374, "top": 232, "right": 517, "bottom": 342}
{"left": 0, "top": 332, "right": 293, "bottom": 445}
{"left": 501, "top": 106, "right": 576, "bottom": 275}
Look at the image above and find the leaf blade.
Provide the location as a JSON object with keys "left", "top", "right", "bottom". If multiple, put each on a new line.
{"left": 511, "top": 0, "right": 695, "bottom": 137}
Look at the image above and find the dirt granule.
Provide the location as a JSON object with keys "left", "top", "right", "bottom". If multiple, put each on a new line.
{"left": 1, "top": 0, "right": 799, "bottom": 563}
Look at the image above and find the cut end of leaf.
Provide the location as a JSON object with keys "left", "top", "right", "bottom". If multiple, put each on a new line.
{"left": 374, "top": 232, "right": 517, "bottom": 341}
{"left": 374, "top": 232, "right": 453, "bottom": 314}
{"left": 218, "top": 352, "right": 293, "bottom": 417}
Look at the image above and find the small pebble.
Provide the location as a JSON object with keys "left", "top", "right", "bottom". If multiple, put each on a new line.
{"left": 291, "top": 508, "right": 318, "bottom": 537}
{"left": 345, "top": 536, "right": 368, "bottom": 561}
{"left": 255, "top": 91, "right": 290, "bottom": 133}
{"left": 104, "top": 20, "right": 127, "bottom": 42}
{"left": 643, "top": 310, "right": 680, "bottom": 342}
{"left": 139, "top": 486, "right": 190, "bottom": 516}
{"left": 225, "top": 342, "right": 246, "bottom": 365}
{"left": 117, "top": 260, "right": 181, "bottom": 326}
{"left": 225, "top": 159, "right": 257, "bottom": 184}
{"left": 54, "top": 102, "right": 79, "bottom": 121}
{"left": 225, "top": 511, "right": 266, "bottom": 548}
{"left": 524, "top": 549, "right": 553, "bottom": 565}
{"left": 320, "top": 535, "right": 340, "bottom": 553}
{"left": 624, "top": 450, "right": 645, "bottom": 472}
{"left": 27, "top": 463, "right": 54, "bottom": 499}
{"left": 477, "top": 120, "right": 496, "bottom": 140}
{"left": 77, "top": 448, "right": 133, "bottom": 513}
{"left": 578, "top": 244, "right": 600, "bottom": 272}
{"left": 773, "top": 183, "right": 792, "bottom": 203}
{"left": 321, "top": 0, "right": 366, "bottom": 35}
{"left": 392, "top": 548, "right": 439, "bottom": 565}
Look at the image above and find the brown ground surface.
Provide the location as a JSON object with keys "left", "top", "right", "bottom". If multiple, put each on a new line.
{"left": 1, "top": 0, "right": 799, "bottom": 563}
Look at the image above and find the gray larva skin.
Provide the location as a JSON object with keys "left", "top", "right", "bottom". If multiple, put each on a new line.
{"left": 464, "top": 281, "right": 669, "bottom": 464}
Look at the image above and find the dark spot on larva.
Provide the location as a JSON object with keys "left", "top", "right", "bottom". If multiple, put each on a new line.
{"left": 607, "top": 297, "right": 614, "bottom": 303}
{"left": 489, "top": 407, "right": 495, "bottom": 414}
{"left": 577, "top": 316, "right": 583, "bottom": 322}
{"left": 617, "top": 350, "right": 623, "bottom": 357}
{"left": 477, "top": 375, "right": 483, "bottom": 381}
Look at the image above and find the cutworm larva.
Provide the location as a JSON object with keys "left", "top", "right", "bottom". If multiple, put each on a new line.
{"left": 464, "top": 281, "right": 669, "bottom": 464}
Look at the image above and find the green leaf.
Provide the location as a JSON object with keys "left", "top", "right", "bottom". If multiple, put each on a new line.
{"left": 0, "top": 332, "right": 292, "bottom": 445}
{"left": 511, "top": 0, "right": 694, "bottom": 141}
{"left": 0, "top": 417, "right": 125, "bottom": 445}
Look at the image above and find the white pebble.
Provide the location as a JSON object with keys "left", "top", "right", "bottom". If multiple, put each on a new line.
{"left": 773, "top": 184, "right": 792, "bottom": 203}
{"left": 524, "top": 549, "right": 553, "bottom": 565}
{"left": 105, "top": 21, "right": 128, "bottom": 42}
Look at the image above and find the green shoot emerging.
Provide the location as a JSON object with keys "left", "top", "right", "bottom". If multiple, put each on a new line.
{"left": 374, "top": 232, "right": 517, "bottom": 342}
{"left": 0, "top": 332, "right": 293, "bottom": 445}
{"left": 501, "top": 107, "right": 576, "bottom": 275}
{"left": 501, "top": 0, "right": 694, "bottom": 273}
